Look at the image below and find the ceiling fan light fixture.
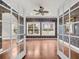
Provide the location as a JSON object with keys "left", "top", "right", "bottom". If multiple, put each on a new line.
{"left": 33, "top": 6, "right": 49, "bottom": 15}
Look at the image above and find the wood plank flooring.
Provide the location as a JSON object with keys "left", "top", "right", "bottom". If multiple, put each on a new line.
{"left": 0, "top": 39, "right": 79, "bottom": 59}
{"left": 24, "top": 39, "right": 59, "bottom": 59}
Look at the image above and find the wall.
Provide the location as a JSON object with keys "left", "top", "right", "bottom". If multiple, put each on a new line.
{"left": 26, "top": 18, "right": 57, "bottom": 38}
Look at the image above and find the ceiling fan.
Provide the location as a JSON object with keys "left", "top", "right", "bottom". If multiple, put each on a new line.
{"left": 33, "top": 6, "right": 49, "bottom": 15}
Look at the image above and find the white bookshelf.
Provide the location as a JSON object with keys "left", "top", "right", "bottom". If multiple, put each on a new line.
{"left": 57, "top": 0, "right": 79, "bottom": 59}
{"left": 0, "top": 1, "right": 26, "bottom": 59}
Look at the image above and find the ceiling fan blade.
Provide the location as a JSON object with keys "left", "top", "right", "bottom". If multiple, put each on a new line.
{"left": 43, "top": 11, "right": 49, "bottom": 13}
{"left": 34, "top": 10, "right": 39, "bottom": 12}
{"left": 35, "top": 12, "right": 40, "bottom": 15}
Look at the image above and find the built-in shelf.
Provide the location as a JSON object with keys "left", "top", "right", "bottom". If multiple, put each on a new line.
{"left": 0, "top": 1, "right": 25, "bottom": 59}
{"left": 58, "top": 1, "right": 79, "bottom": 59}
{"left": 59, "top": 40, "right": 79, "bottom": 53}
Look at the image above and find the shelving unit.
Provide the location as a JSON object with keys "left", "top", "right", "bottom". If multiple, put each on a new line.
{"left": 57, "top": 0, "right": 79, "bottom": 59}
{"left": 0, "top": 0, "right": 26, "bottom": 59}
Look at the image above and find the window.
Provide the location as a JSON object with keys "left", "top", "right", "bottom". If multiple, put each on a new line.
{"left": 42, "top": 22, "right": 55, "bottom": 36}
{"left": 27, "top": 22, "right": 40, "bottom": 36}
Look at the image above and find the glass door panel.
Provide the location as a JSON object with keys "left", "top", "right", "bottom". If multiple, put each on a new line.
{"left": 63, "top": 36, "right": 69, "bottom": 58}
{"left": 59, "top": 35, "right": 63, "bottom": 52}
{"left": 74, "top": 23, "right": 79, "bottom": 36}
{"left": 59, "top": 25, "right": 64, "bottom": 34}
{"left": 70, "top": 7, "right": 79, "bottom": 22}
{"left": 70, "top": 37, "right": 79, "bottom": 59}
{"left": 64, "top": 10, "right": 69, "bottom": 24}
{"left": 20, "top": 16, "right": 24, "bottom": 25}
{"left": 70, "top": 37, "right": 79, "bottom": 48}
{"left": 19, "top": 41, "right": 24, "bottom": 53}
{"left": 0, "top": 5, "right": 11, "bottom": 51}
{"left": 11, "top": 12, "right": 18, "bottom": 47}
{"left": 59, "top": 16, "right": 63, "bottom": 25}
{"left": 64, "top": 25, "right": 70, "bottom": 35}
{"left": 17, "top": 26, "right": 24, "bottom": 41}
{"left": 64, "top": 36, "right": 69, "bottom": 43}
{"left": 70, "top": 23, "right": 79, "bottom": 36}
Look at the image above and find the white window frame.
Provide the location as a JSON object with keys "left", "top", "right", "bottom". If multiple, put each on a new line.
{"left": 41, "top": 22, "right": 55, "bottom": 36}
{"left": 27, "top": 22, "right": 40, "bottom": 36}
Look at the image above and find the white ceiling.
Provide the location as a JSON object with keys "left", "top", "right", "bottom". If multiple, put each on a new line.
{"left": 3, "top": 0, "right": 65, "bottom": 17}
{"left": 21, "top": 0, "right": 65, "bottom": 17}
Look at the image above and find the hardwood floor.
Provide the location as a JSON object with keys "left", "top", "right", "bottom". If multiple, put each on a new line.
{"left": 24, "top": 39, "right": 59, "bottom": 59}
{"left": 0, "top": 39, "right": 79, "bottom": 59}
